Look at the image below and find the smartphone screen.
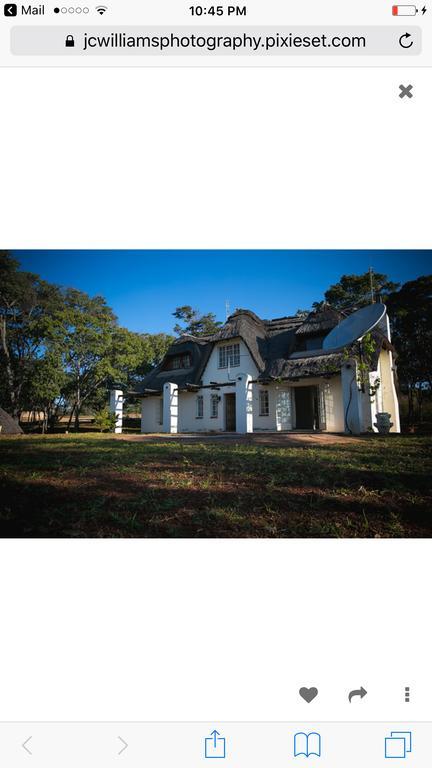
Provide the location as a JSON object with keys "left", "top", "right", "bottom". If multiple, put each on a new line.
{"left": 0, "top": 0, "right": 431, "bottom": 765}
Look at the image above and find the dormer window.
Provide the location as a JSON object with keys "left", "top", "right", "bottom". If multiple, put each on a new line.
{"left": 164, "top": 353, "right": 191, "bottom": 371}
{"left": 218, "top": 343, "right": 240, "bottom": 369}
{"left": 305, "top": 336, "right": 324, "bottom": 351}
{"left": 296, "top": 335, "right": 325, "bottom": 353}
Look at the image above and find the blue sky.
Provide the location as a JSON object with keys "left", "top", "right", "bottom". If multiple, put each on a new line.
{"left": 13, "top": 250, "right": 432, "bottom": 335}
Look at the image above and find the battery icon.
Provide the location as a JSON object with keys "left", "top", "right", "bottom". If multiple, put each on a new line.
{"left": 392, "top": 5, "right": 417, "bottom": 14}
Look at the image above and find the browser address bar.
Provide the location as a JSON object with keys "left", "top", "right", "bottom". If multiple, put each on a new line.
{"left": 11, "top": 25, "right": 422, "bottom": 56}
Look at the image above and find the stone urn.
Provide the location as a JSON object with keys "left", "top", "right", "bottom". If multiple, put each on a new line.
{"left": 374, "top": 412, "right": 393, "bottom": 434}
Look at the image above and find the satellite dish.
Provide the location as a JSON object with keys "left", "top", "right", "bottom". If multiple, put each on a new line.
{"left": 322, "top": 304, "right": 386, "bottom": 351}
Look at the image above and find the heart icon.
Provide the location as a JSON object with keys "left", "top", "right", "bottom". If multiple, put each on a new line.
{"left": 299, "top": 686, "right": 318, "bottom": 703}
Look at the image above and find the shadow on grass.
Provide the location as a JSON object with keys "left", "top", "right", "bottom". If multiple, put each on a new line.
{"left": 0, "top": 435, "right": 431, "bottom": 538}
{"left": 0, "top": 472, "right": 429, "bottom": 538}
{"left": 1, "top": 436, "right": 431, "bottom": 489}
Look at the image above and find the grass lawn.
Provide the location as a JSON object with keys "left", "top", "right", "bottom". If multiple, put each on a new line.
{"left": 0, "top": 433, "right": 431, "bottom": 537}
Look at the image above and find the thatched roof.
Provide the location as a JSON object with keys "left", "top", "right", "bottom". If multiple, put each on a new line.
{"left": 264, "top": 351, "right": 344, "bottom": 379}
{"left": 0, "top": 407, "right": 23, "bottom": 435}
{"left": 135, "top": 306, "right": 392, "bottom": 394}
{"left": 295, "top": 306, "right": 344, "bottom": 336}
{"left": 136, "top": 336, "right": 213, "bottom": 394}
{"left": 210, "top": 309, "right": 268, "bottom": 371}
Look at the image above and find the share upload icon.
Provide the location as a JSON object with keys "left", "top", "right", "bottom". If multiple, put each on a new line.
{"left": 205, "top": 730, "right": 226, "bottom": 759}
{"left": 385, "top": 731, "right": 412, "bottom": 759}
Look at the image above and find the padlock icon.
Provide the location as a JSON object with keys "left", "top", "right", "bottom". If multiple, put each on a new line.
{"left": 65, "top": 34, "right": 75, "bottom": 48}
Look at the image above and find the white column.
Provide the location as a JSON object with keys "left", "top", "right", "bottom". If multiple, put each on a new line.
{"left": 236, "top": 374, "right": 253, "bottom": 434}
{"left": 388, "top": 351, "right": 401, "bottom": 433}
{"left": 109, "top": 389, "right": 123, "bottom": 434}
{"left": 379, "top": 349, "right": 401, "bottom": 433}
{"left": 341, "top": 362, "right": 362, "bottom": 435}
{"left": 140, "top": 400, "right": 146, "bottom": 434}
{"left": 162, "top": 382, "right": 178, "bottom": 434}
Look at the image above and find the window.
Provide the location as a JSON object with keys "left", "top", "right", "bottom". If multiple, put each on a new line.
{"left": 158, "top": 398, "right": 163, "bottom": 425}
{"left": 259, "top": 390, "right": 269, "bottom": 417}
{"left": 218, "top": 343, "right": 240, "bottom": 369}
{"left": 196, "top": 395, "right": 204, "bottom": 419}
{"left": 306, "top": 336, "right": 324, "bottom": 351}
{"left": 164, "top": 353, "right": 191, "bottom": 371}
{"left": 211, "top": 394, "right": 219, "bottom": 418}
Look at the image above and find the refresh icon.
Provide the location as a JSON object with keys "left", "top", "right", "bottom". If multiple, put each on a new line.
{"left": 399, "top": 32, "right": 414, "bottom": 48}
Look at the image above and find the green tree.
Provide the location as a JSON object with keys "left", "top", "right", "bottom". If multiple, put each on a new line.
{"left": 21, "top": 352, "right": 66, "bottom": 432}
{"left": 52, "top": 295, "right": 167, "bottom": 429}
{"left": 173, "top": 305, "right": 222, "bottom": 337}
{"left": 93, "top": 406, "right": 118, "bottom": 433}
{"left": 315, "top": 271, "right": 400, "bottom": 311}
{"left": 133, "top": 333, "right": 174, "bottom": 379}
{"left": 0, "top": 252, "right": 63, "bottom": 418}
{"left": 386, "top": 275, "right": 432, "bottom": 423}
{"left": 84, "top": 326, "right": 155, "bottom": 413}
{"left": 51, "top": 290, "right": 151, "bottom": 430}
{"left": 110, "top": 326, "right": 154, "bottom": 384}
{"left": 0, "top": 254, "right": 177, "bottom": 430}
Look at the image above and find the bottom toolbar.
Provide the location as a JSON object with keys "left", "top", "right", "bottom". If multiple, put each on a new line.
{"left": 0, "top": 722, "right": 428, "bottom": 767}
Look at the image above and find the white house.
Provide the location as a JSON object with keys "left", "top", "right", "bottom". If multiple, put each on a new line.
{"left": 110, "top": 306, "right": 400, "bottom": 436}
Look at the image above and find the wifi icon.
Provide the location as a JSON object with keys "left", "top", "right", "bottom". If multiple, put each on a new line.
{"left": 95, "top": 5, "right": 107, "bottom": 13}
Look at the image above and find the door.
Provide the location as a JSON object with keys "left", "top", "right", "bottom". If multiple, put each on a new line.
{"left": 276, "top": 388, "right": 293, "bottom": 431}
{"left": 225, "top": 393, "right": 236, "bottom": 431}
{"left": 294, "top": 386, "right": 319, "bottom": 430}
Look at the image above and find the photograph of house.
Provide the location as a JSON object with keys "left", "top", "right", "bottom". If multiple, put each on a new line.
{"left": 130, "top": 305, "right": 400, "bottom": 437}
{"left": 0, "top": 250, "right": 430, "bottom": 538}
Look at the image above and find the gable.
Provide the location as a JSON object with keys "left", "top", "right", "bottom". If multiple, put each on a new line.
{"left": 201, "top": 338, "right": 259, "bottom": 384}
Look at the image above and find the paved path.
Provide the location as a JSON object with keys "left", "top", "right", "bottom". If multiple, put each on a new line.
{"left": 118, "top": 432, "right": 363, "bottom": 447}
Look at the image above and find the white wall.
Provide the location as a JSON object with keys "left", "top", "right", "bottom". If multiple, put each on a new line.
{"left": 252, "top": 385, "right": 278, "bottom": 431}
{"left": 252, "top": 377, "right": 344, "bottom": 433}
{"left": 141, "top": 396, "right": 162, "bottom": 433}
{"left": 177, "top": 391, "right": 196, "bottom": 432}
{"left": 319, "top": 376, "right": 344, "bottom": 432}
{"left": 201, "top": 338, "right": 259, "bottom": 385}
{"left": 141, "top": 375, "right": 345, "bottom": 434}
{"left": 180, "top": 386, "right": 237, "bottom": 432}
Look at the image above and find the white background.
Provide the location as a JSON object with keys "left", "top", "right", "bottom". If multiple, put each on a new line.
{"left": 0, "top": 540, "right": 430, "bottom": 721}
{"left": 0, "top": 31, "right": 431, "bottom": 726}
{"left": 0, "top": 67, "right": 431, "bottom": 248}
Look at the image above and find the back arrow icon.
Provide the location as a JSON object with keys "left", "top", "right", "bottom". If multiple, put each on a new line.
{"left": 348, "top": 686, "right": 367, "bottom": 703}
{"left": 22, "top": 736, "right": 32, "bottom": 755}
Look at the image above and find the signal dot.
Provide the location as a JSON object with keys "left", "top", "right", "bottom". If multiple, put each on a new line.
{"left": 54, "top": 6, "right": 60, "bottom": 11}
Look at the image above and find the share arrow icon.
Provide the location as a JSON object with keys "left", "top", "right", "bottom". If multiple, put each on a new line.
{"left": 211, "top": 730, "right": 220, "bottom": 744}
{"left": 348, "top": 686, "right": 367, "bottom": 703}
